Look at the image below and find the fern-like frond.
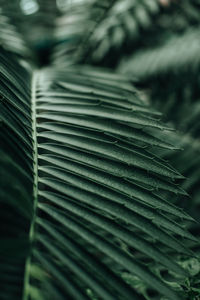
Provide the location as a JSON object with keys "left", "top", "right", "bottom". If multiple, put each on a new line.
{"left": 81, "top": 0, "right": 160, "bottom": 64}
{"left": 0, "top": 49, "right": 197, "bottom": 300}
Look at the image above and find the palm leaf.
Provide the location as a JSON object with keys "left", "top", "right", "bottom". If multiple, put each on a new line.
{"left": 0, "top": 48, "right": 197, "bottom": 300}
{"left": 119, "top": 28, "right": 200, "bottom": 80}
{"left": 52, "top": 0, "right": 200, "bottom": 68}
{"left": 52, "top": 0, "right": 161, "bottom": 67}
{"left": 118, "top": 16, "right": 200, "bottom": 223}
{"left": 52, "top": 0, "right": 109, "bottom": 66}
{"left": 80, "top": 0, "right": 160, "bottom": 64}
{"left": 0, "top": 10, "right": 30, "bottom": 57}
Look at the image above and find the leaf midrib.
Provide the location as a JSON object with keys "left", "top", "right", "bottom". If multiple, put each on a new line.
{"left": 22, "top": 70, "right": 39, "bottom": 300}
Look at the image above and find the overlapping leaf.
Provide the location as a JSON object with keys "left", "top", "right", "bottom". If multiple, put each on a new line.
{"left": 0, "top": 49, "right": 32, "bottom": 300}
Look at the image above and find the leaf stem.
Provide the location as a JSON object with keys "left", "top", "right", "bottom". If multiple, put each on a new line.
{"left": 22, "top": 70, "right": 39, "bottom": 300}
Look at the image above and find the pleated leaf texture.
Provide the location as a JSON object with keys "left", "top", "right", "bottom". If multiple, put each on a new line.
{"left": 0, "top": 49, "right": 197, "bottom": 300}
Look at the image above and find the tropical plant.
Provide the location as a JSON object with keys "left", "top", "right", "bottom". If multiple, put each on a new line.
{"left": 0, "top": 1, "right": 200, "bottom": 300}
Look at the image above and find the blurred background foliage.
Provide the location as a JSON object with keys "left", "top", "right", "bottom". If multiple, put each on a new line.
{"left": 1, "top": 0, "right": 200, "bottom": 299}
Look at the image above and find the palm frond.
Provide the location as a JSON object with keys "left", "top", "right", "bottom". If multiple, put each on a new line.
{"left": 32, "top": 66, "right": 194, "bottom": 300}
{"left": 52, "top": 0, "right": 200, "bottom": 68}
{"left": 118, "top": 17, "right": 200, "bottom": 224}
{"left": 119, "top": 28, "right": 200, "bottom": 80}
{"left": 0, "top": 47, "right": 198, "bottom": 300}
{"left": 0, "top": 12, "right": 29, "bottom": 57}
{"left": 52, "top": 0, "right": 161, "bottom": 66}
{"left": 0, "top": 48, "right": 32, "bottom": 300}
{"left": 119, "top": 20, "right": 200, "bottom": 252}
{"left": 81, "top": 0, "right": 161, "bottom": 64}
{"left": 52, "top": 0, "right": 110, "bottom": 66}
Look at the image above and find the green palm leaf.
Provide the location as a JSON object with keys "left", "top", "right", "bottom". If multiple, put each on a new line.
{"left": 0, "top": 48, "right": 197, "bottom": 300}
